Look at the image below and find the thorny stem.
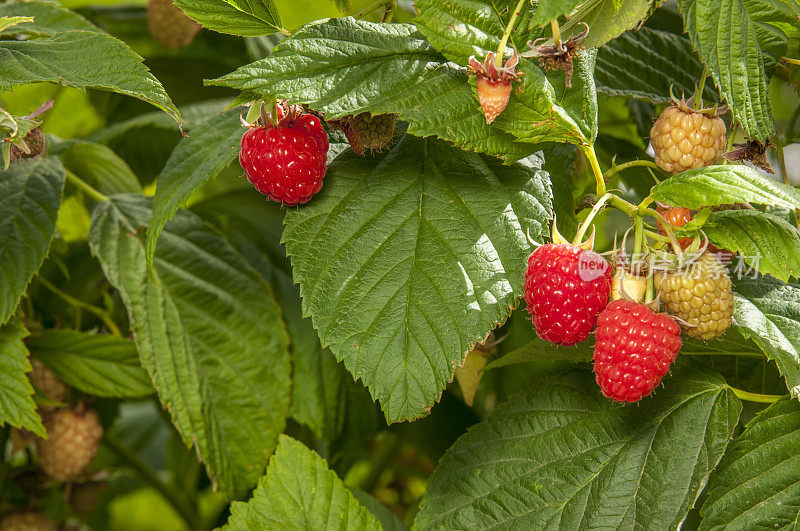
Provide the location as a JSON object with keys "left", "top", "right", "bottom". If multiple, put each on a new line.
{"left": 36, "top": 277, "right": 123, "bottom": 338}
{"left": 353, "top": 0, "right": 386, "bottom": 19}
{"left": 64, "top": 169, "right": 108, "bottom": 202}
{"left": 103, "top": 433, "right": 201, "bottom": 530}
{"left": 727, "top": 387, "right": 783, "bottom": 404}
{"left": 495, "top": 0, "right": 528, "bottom": 67}
{"left": 574, "top": 192, "right": 615, "bottom": 244}
{"left": 580, "top": 144, "right": 606, "bottom": 196}
{"left": 602, "top": 160, "right": 662, "bottom": 182}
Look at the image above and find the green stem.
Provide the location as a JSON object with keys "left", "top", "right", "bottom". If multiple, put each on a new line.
{"left": 727, "top": 387, "right": 782, "bottom": 404}
{"left": 574, "top": 192, "right": 614, "bottom": 244}
{"left": 495, "top": 0, "right": 527, "bottom": 67}
{"left": 64, "top": 169, "right": 108, "bottom": 202}
{"left": 580, "top": 144, "right": 606, "bottom": 196}
{"left": 353, "top": 0, "right": 385, "bottom": 19}
{"left": 103, "top": 433, "right": 201, "bottom": 530}
{"left": 550, "top": 20, "right": 562, "bottom": 49}
{"left": 643, "top": 207, "right": 683, "bottom": 256}
{"left": 783, "top": 57, "right": 800, "bottom": 66}
{"left": 36, "top": 277, "right": 122, "bottom": 337}
{"left": 777, "top": 145, "right": 799, "bottom": 229}
{"left": 693, "top": 64, "right": 709, "bottom": 109}
{"left": 607, "top": 195, "right": 637, "bottom": 216}
{"left": 602, "top": 160, "right": 662, "bottom": 182}
{"left": 632, "top": 216, "right": 645, "bottom": 263}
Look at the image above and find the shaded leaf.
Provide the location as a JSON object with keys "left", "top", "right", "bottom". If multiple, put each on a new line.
{"left": 561, "top": 0, "right": 659, "bottom": 48}
{"left": 52, "top": 140, "right": 142, "bottom": 195}
{"left": 415, "top": 363, "right": 741, "bottom": 529}
{"left": 733, "top": 276, "right": 800, "bottom": 400}
{"left": 0, "top": 158, "right": 65, "bottom": 326}
{"left": 700, "top": 397, "right": 800, "bottom": 529}
{"left": 89, "top": 194, "right": 290, "bottom": 497}
{"left": 0, "top": 320, "right": 45, "bottom": 437}
{"left": 28, "top": 329, "right": 153, "bottom": 399}
{"left": 705, "top": 209, "right": 800, "bottom": 282}
{"left": 146, "top": 110, "right": 243, "bottom": 277}
{"left": 485, "top": 337, "right": 593, "bottom": 370}
{"left": 283, "top": 136, "right": 553, "bottom": 422}
{"left": 596, "top": 27, "right": 719, "bottom": 103}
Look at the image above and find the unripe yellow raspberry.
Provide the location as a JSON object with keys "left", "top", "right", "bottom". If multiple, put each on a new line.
{"left": 0, "top": 511, "right": 56, "bottom": 531}
{"left": 29, "top": 358, "right": 69, "bottom": 404}
{"left": 650, "top": 105, "right": 726, "bottom": 174}
{"left": 654, "top": 252, "right": 734, "bottom": 340}
{"left": 36, "top": 409, "right": 103, "bottom": 482}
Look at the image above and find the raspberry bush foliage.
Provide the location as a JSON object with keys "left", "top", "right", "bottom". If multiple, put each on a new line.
{"left": 1, "top": 0, "right": 799, "bottom": 528}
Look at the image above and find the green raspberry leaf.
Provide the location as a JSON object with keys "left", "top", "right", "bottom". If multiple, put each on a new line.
{"left": 89, "top": 194, "right": 290, "bottom": 498}
{"left": 146, "top": 109, "right": 243, "bottom": 278}
{"left": 192, "top": 191, "right": 374, "bottom": 442}
{"left": 700, "top": 397, "right": 800, "bottom": 529}
{"left": 0, "top": 31, "right": 181, "bottom": 123}
{"left": 0, "top": 158, "right": 65, "bottom": 327}
{"left": 0, "top": 320, "right": 46, "bottom": 438}
{"left": 676, "top": 0, "right": 797, "bottom": 140}
{"left": 209, "top": 17, "right": 544, "bottom": 162}
{"left": 173, "top": 0, "right": 284, "bottom": 37}
{"left": 0, "top": 2, "right": 98, "bottom": 37}
{"left": 415, "top": 363, "right": 740, "bottom": 529}
{"left": 733, "top": 275, "right": 800, "bottom": 401}
{"left": 561, "top": 0, "right": 661, "bottom": 48}
{"left": 282, "top": 135, "right": 553, "bottom": 423}
{"left": 224, "top": 435, "right": 381, "bottom": 530}
{"left": 28, "top": 330, "right": 153, "bottom": 399}
{"left": 705, "top": 209, "right": 800, "bottom": 283}
{"left": 650, "top": 165, "right": 800, "bottom": 210}
{"left": 596, "top": 27, "right": 719, "bottom": 104}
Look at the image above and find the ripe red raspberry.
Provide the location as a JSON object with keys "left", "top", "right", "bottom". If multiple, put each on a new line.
{"left": 524, "top": 243, "right": 612, "bottom": 345}
{"left": 468, "top": 49, "right": 520, "bottom": 124}
{"left": 36, "top": 408, "right": 103, "bottom": 482}
{"left": 594, "top": 300, "right": 682, "bottom": 402}
{"left": 239, "top": 108, "right": 329, "bottom": 206}
{"left": 650, "top": 103, "right": 726, "bottom": 174}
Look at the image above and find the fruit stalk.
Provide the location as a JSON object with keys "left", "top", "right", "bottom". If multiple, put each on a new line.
{"left": 550, "top": 20, "right": 562, "bottom": 50}
{"left": 692, "top": 64, "right": 709, "bottom": 109}
{"left": 36, "top": 277, "right": 122, "bottom": 337}
{"left": 574, "top": 192, "right": 614, "bottom": 244}
{"left": 602, "top": 159, "right": 662, "bottom": 182}
{"left": 64, "top": 169, "right": 108, "bottom": 203}
{"left": 579, "top": 144, "right": 606, "bottom": 196}
{"left": 495, "top": 0, "right": 528, "bottom": 68}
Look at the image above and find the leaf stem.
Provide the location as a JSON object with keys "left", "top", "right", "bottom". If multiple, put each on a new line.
{"left": 579, "top": 144, "right": 606, "bottom": 196}
{"left": 782, "top": 57, "right": 800, "bottom": 66}
{"left": 102, "top": 433, "right": 201, "bottom": 530}
{"left": 495, "top": 0, "right": 528, "bottom": 67}
{"left": 727, "top": 387, "right": 783, "bottom": 404}
{"left": 602, "top": 160, "right": 662, "bottom": 182}
{"left": 722, "top": 121, "right": 738, "bottom": 164}
{"left": 64, "top": 169, "right": 108, "bottom": 203}
{"left": 36, "top": 277, "right": 123, "bottom": 337}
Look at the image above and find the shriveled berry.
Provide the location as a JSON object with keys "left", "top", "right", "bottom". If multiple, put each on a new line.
{"left": 594, "top": 300, "right": 682, "bottom": 402}
{"left": 0, "top": 511, "right": 56, "bottom": 531}
{"left": 468, "top": 49, "right": 520, "bottom": 124}
{"left": 650, "top": 105, "right": 726, "bottom": 174}
{"left": 36, "top": 408, "right": 103, "bottom": 482}
{"left": 239, "top": 111, "right": 329, "bottom": 206}
{"left": 655, "top": 251, "right": 734, "bottom": 340}
{"left": 524, "top": 243, "right": 612, "bottom": 345}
